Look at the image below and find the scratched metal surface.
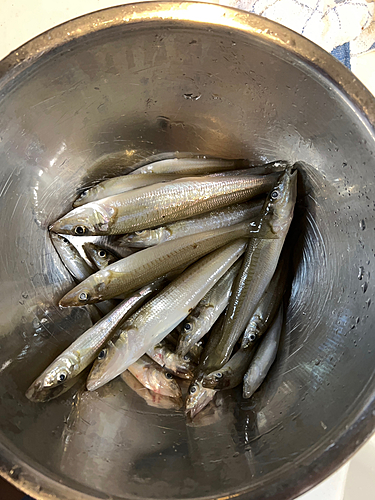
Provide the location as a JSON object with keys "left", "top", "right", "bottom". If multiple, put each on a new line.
{"left": 0, "top": 3, "right": 375, "bottom": 500}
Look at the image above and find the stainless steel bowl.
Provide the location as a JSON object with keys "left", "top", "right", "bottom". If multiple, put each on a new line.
{"left": 0, "top": 2, "right": 375, "bottom": 499}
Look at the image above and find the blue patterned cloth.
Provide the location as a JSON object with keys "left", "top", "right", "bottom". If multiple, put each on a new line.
{"left": 223, "top": 0, "right": 374, "bottom": 79}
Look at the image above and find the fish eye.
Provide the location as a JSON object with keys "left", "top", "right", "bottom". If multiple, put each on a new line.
{"left": 184, "top": 322, "right": 192, "bottom": 331}
{"left": 189, "top": 385, "right": 197, "bottom": 394}
{"left": 135, "top": 230, "right": 145, "bottom": 235}
{"left": 79, "top": 291, "right": 90, "bottom": 302}
{"left": 98, "top": 349, "right": 106, "bottom": 360}
{"left": 62, "top": 237, "right": 69, "bottom": 244}
{"left": 215, "top": 372, "right": 223, "bottom": 379}
{"left": 271, "top": 190, "right": 279, "bottom": 200}
{"left": 58, "top": 373, "right": 66, "bottom": 383}
{"left": 98, "top": 250, "right": 107, "bottom": 258}
{"left": 183, "top": 355, "right": 190, "bottom": 361}
{"left": 249, "top": 333, "right": 257, "bottom": 342}
{"left": 165, "top": 372, "right": 173, "bottom": 380}
{"left": 81, "top": 190, "right": 87, "bottom": 197}
{"left": 74, "top": 225, "right": 87, "bottom": 235}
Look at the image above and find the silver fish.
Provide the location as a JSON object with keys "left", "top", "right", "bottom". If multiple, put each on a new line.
{"left": 130, "top": 157, "right": 248, "bottom": 176}
{"left": 121, "top": 371, "right": 182, "bottom": 410}
{"left": 86, "top": 240, "right": 246, "bottom": 391}
{"left": 73, "top": 173, "right": 191, "bottom": 207}
{"left": 241, "top": 251, "right": 289, "bottom": 349}
{"left": 176, "top": 260, "right": 241, "bottom": 356}
{"left": 25, "top": 282, "right": 162, "bottom": 401}
{"left": 127, "top": 355, "right": 182, "bottom": 398}
{"left": 243, "top": 306, "right": 283, "bottom": 399}
{"left": 202, "top": 166, "right": 297, "bottom": 373}
{"left": 123, "top": 200, "right": 263, "bottom": 248}
{"left": 59, "top": 221, "right": 254, "bottom": 307}
{"left": 122, "top": 200, "right": 263, "bottom": 248}
{"left": 49, "top": 174, "right": 279, "bottom": 236}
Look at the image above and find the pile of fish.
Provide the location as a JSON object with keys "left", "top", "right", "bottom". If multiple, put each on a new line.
{"left": 26, "top": 157, "right": 298, "bottom": 418}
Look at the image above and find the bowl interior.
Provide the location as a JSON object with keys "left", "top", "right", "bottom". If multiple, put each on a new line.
{"left": 0, "top": 5, "right": 375, "bottom": 500}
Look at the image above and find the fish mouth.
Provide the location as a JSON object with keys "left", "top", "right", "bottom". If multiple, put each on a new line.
{"left": 59, "top": 293, "right": 81, "bottom": 308}
{"left": 49, "top": 217, "right": 73, "bottom": 235}
{"left": 25, "top": 380, "right": 43, "bottom": 402}
{"left": 200, "top": 374, "right": 216, "bottom": 389}
{"left": 26, "top": 380, "right": 64, "bottom": 403}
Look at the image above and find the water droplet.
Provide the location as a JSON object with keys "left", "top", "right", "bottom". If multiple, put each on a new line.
{"left": 183, "top": 93, "right": 201, "bottom": 101}
{"left": 366, "top": 298, "right": 371, "bottom": 308}
{"left": 360, "top": 219, "right": 366, "bottom": 230}
{"left": 356, "top": 317, "right": 360, "bottom": 324}
{"left": 362, "top": 282, "right": 368, "bottom": 293}
{"left": 358, "top": 266, "right": 364, "bottom": 280}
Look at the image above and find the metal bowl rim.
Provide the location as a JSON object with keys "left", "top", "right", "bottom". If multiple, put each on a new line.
{"left": 0, "top": 2, "right": 374, "bottom": 500}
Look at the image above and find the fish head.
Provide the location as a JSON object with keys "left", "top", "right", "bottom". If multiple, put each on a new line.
{"left": 145, "top": 365, "right": 182, "bottom": 398}
{"left": 50, "top": 233, "right": 78, "bottom": 259}
{"left": 50, "top": 232, "right": 69, "bottom": 248}
{"left": 59, "top": 272, "right": 108, "bottom": 306}
{"left": 73, "top": 185, "right": 103, "bottom": 208}
{"left": 263, "top": 166, "right": 298, "bottom": 235}
{"left": 185, "top": 378, "right": 217, "bottom": 418}
{"left": 86, "top": 341, "right": 124, "bottom": 391}
{"left": 123, "top": 227, "right": 164, "bottom": 248}
{"left": 83, "top": 242, "right": 119, "bottom": 270}
{"left": 73, "top": 188, "right": 91, "bottom": 207}
{"left": 26, "top": 357, "right": 75, "bottom": 402}
{"left": 26, "top": 381, "right": 69, "bottom": 403}
{"left": 176, "top": 316, "right": 201, "bottom": 355}
{"left": 201, "top": 369, "right": 228, "bottom": 390}
{"left": 49, "top": 203, "right": 116, "bottom": 236}
{"left": 165, "top": 351, "right": 196, "bottom": 380}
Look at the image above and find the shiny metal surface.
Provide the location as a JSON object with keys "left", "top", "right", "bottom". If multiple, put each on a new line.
{"left": 0, "top": 2, "right": 374, "bottom": 500}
